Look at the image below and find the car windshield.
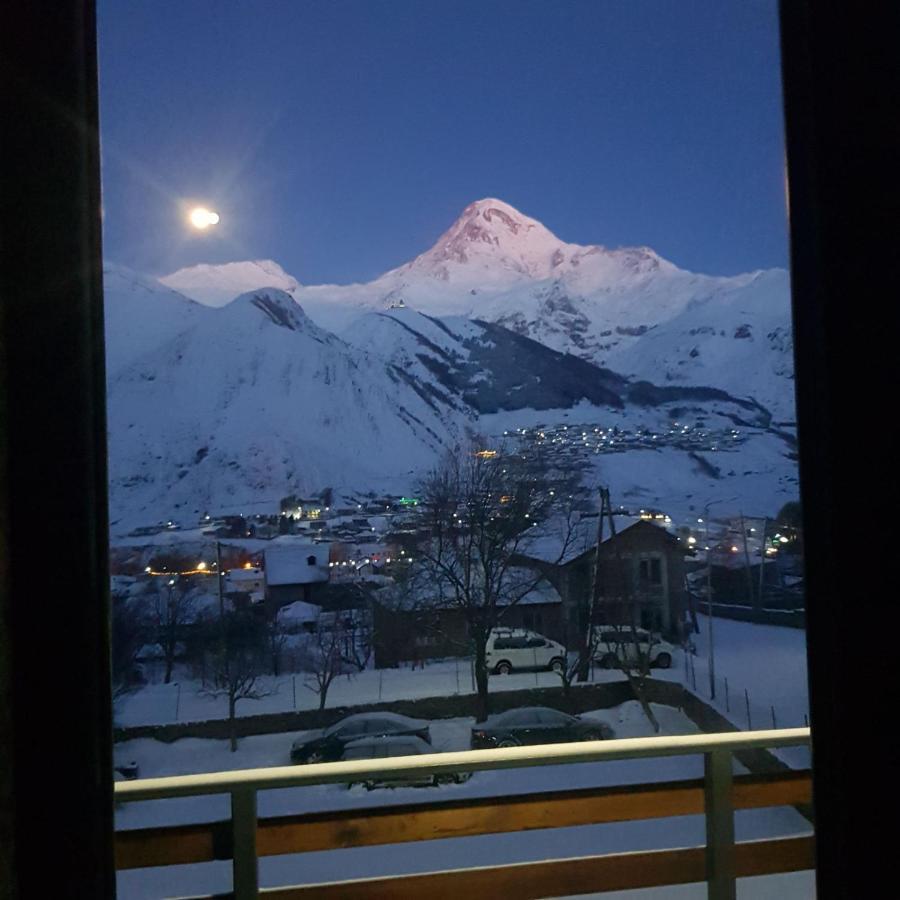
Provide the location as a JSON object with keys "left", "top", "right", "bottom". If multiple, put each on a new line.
{"left": 537, "top": 709, "right": 572, "bottom": 726}
{"left": 491, "top": 708, "right": 539, "bottom": 727}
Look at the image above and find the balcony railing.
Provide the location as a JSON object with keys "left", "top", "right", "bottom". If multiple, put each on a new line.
{"left": 115, "top": 727, "right": 813, "bottom": 900}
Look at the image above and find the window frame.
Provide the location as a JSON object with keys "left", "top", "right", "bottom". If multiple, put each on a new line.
{"left": 2, "top": 2, "right": 892, "bottom": 896}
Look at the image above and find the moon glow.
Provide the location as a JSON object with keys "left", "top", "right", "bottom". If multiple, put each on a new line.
{"left": 189, "top": 207, "right": 220, "bottom": 229}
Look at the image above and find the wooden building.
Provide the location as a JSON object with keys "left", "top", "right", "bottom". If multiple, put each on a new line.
{"left": 516, "top": 518, "right": 690, "bottom": 642}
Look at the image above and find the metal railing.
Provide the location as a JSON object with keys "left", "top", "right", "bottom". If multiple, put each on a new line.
{"left": 115, "top": 727, "right": 812, "bottom": 900}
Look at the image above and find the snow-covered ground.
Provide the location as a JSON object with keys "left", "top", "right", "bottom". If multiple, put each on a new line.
{"left": 114, "top": 658, "right": 662, "bottom": 727}
{"left": 115, "top": 701, "right": 813, "bottom": 898}
{"left": 115, "top": 616, "right": 811, "bottom": 744}
{"left": 685, "top": 614, "right": 810, "bottom": 768}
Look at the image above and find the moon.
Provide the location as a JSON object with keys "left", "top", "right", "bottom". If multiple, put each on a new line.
{"left": 189, "top": 207, "right": 220, "bottom": 229}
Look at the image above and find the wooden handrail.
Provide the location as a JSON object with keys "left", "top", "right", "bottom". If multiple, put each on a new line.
{"left": 115, "top": 770, "right": 812, "bottom": 870}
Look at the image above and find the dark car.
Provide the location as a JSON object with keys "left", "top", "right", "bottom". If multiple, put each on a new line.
{"left": 341, "top": 735, "right": 472, "bottom": 789}
{"left": 470, "top": 706, "right": 613, "bottom": 749}
{"left": 290, "top": 712, "right": 431, "bottom": 764}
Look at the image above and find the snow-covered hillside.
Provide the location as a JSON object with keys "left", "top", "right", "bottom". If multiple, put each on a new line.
{"left": 103, "top": 264, "right": 209, "bottom": 377}
{"left": 162, "top": 199, "right": 795, "bottom": 419}
{"left": 105, "top": 288, "right": 470, "bottom": 528}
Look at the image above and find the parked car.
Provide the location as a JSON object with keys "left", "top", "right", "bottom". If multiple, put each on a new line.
{"left": 471, "top": 706, "right": 613, "bottom": 749}
{"left": 592, "top": 627, "right": 676, "bottom": 669}
{"left": 485, "top": 628, "right": 566, "bottom": 675}
{"left": 290, "top": 712, "right": 431, "bottom": 764}
{"left": 341, "top": 735, "right": 471, "bottom": 789}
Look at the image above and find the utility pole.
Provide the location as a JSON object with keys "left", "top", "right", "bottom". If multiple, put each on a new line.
{"left": 758, "top": 516, "right": 768, "bottom": 611}
{"left": 705, "top": 511, "right": 716, "bottom": 700}
{"left": 216, "top": 540, "right": 224, "bottom": 619}
{"left": 739, "top": 511, "right": 757, "bottom": 612}
{"left": 580, "top": 487, "right": 609, "bottom": 681}
{"left": 702, "top": 496, "right": 738, "bottom": 702}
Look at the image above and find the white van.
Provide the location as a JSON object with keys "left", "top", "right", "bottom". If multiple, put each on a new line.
{"left": 485, "top": 628, "right": 566, "bottom": 675}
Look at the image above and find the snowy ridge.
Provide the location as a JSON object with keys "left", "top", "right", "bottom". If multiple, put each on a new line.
{"left": 160, "top": 259, "right": 301, "bottom": 308}
{"left": 161, "top": 199, "right": 794, "bottom": 418}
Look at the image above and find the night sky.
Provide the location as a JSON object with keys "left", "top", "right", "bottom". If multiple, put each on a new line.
{"left": 98, "top": 0, "right": 789, "bottom": 284}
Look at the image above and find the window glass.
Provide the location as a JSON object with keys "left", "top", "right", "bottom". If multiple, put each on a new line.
{"left": 99, "top": 2, "right": 811, "bottom": 895}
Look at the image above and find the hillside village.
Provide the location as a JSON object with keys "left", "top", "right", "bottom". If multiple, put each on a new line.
{"left": 111, "top": 476, "right": 803, "bottom": 715}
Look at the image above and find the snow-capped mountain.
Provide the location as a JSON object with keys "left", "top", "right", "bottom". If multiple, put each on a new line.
{"left": 162, "top": 198, "right": 795, "bottom": 419}
{"left": 104, "top": 271, "right": 792, "bottom": 529}
{"left": 160, "top": 259, "right": 301, "bottom": 308}
{"left": 104, "top": 285, "right": 470, "bottom": 527}
{"left": 105, "top": 200, "right": 798, "bottom": 528}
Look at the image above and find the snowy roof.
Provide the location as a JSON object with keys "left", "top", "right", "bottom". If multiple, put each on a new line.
{"left": 498, "top": 571, "right": 561, "bottom": 606}
{"left": 522, "top": 515, "right": 648, "bottom": 565}
{"left": 377, "top": 565, "right": 559, "bottom": 610}
{"left": 277, "top": 600, "right": 321, "bottom": 623}
{"left": 265, "top": 545, "right": 330, "bottom": 585}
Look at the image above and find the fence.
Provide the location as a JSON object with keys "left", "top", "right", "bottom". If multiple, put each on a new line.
{"left": 681, "top": 647, "right": 810, "bottom": 768}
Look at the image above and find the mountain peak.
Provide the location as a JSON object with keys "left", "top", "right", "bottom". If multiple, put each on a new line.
{"left": 395, "top": 198, "right": 567, "bottom": 283}
{"left": 230, "top": 288, "right": 313, "bottom": 333}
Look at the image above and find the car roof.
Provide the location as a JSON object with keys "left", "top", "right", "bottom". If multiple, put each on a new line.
{"left": 484, "top": 706, "right": 573, "bottom": 725}
{"left": 329, "top": 711, "right": 425, "bottom": 727}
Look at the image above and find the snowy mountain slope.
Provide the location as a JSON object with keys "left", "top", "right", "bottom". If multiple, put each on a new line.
{"left": 600, "top": 268, "right": 795, "bottom": 420}
{"left": 342, "top": 307, "right": 627, "bottom": 414}
{"left": 160, "top": 199, "right": 794, "bottom": 420}
{"left": 105, "top": 279, "right": 789, "bottom": 529}
{"left": 160, "top": 260, "right": 301, "bottom": 308}
{"left": 103, "top": 264, "right": 209, "bottom": 377}
{"left": 343, "top": 306, "right": 771, "bottom": 422}
{"left": 105, "top": 289, "right": 471, "bottom": 528}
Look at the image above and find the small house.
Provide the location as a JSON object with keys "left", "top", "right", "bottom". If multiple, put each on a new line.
{"left": 264, "top": 544, "right": 331, "bottom": 609}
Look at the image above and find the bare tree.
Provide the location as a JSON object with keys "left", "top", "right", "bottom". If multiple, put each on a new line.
{"left": 150, "top": 576, "right": 197, "bottom": 684}
{"left": 417, "top": 439, "right": 585, "bottom": 722}
{"left": 298, "top": 612, "right": 354, "bottom": 711}
{"left": 201, "top": 610, "right": 271, "bottom": 751}
{"left": 110, "top": 590, "right": 150, "bottom": 699}
{"left": 265, "top": 614, "right": 288, "bottom": 677}
{"left": 340, "top": 607, "right": 374, "bottom": 672}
